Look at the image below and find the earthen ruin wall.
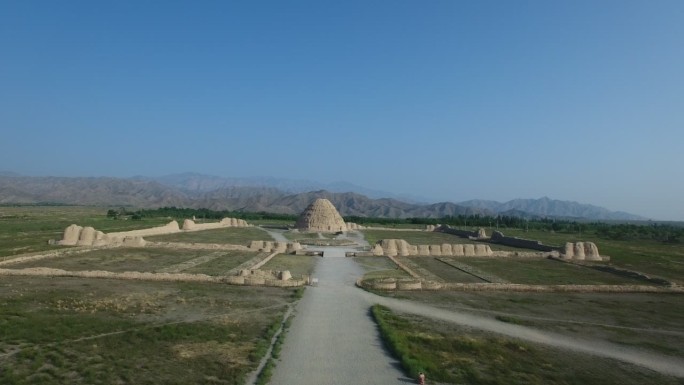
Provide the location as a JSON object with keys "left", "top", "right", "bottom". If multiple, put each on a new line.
{"left": 0, "top": 267, "right": 306, "bottom": 287}
{"left": 490, "top": 231, "right": 555, "bottom": 252}
{"left": 375, "top": 239, "right": 493, "bottom": 257}
{"left": 108, "top": 221, "right": 181, "bottom": 238}
{"left": 146, "top": 242, "right": 250, "bottom": 251}
{"left": 437, "top": 226, "right": 479, "bottom": 238}
{"left": 358, "top": 278, "right": 683, "bottom": 293}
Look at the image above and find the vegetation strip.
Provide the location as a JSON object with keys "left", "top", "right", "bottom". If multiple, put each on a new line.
{"left": 370, "top": 304, "right": 684, "bottom": 385}
{"left": 551, "top": 257, "right": 673, "bottom": 286}
{"left": 247, "top": 291, "right": 301, "bottom": 385}
{"left": 0, "top": 303, "right": 289, "bottom": 359}
{"left": 0, "top": 267, "right": 307, "bottom": 287}
{"left": 157, "top": 251, "right": 225, "bottom": 273}
{"left": 0, "top": 246, "right": 110, "bottom": 266}
{"left": 437, "top": 257, "right": 509, "bottom": 283}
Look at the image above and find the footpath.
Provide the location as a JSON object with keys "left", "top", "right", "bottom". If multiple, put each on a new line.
{"left": 268, "top": 247, "right": 411, "bottom": 384}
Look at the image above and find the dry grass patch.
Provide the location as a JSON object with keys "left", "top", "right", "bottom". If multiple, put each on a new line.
{"left": 0, "top": 276, "right": 297, "bottom": 384}
{"left": 8, "top": 247, "right": 215, "bottom": 273}
{"left": 259, "top": 254, "right": 317, "bottom": 278}
{"left": 385, "top": 290, "right": 684, "bottom": 359}
{"left": 145, "top": 227, "right": 274, "bottom": 245}
{"left": 372, "top": 304, "right": 684, "bottom": 385}
{"left": 354, "top": 256, "right": 412, "bottom": 281}
{"left": 462, "top": 258, "right": 646, "bottom": 285}
{"left": 0, "top": 206, "right": 169, "bottom": 258}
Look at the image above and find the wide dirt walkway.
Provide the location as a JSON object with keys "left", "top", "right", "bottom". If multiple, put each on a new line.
{"left": 268, "top": 247, "right": 410, "bottom": 384}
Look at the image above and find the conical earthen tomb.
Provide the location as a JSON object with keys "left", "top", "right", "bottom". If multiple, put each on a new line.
{"left": 295, "top": 198, "right": 347, "bottom": 232}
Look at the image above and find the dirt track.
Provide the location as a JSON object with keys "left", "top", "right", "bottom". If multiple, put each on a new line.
{"left": 268, "top": 247, "right": 410, "bottom": 384}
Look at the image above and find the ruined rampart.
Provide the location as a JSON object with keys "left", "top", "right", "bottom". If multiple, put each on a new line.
{"left": 248, "top": 241, "right": 302, "bottom": 254}
{"left": 182, "top": 218, "right": 250, "bottom": 231}
{"left": 0, "top": 267, "right": 306, "bottom": 287}
{"left": 55, "top": 218, "right": 251, "bottom": 247}
{"left": 490, "top": 230, "right": 555, "bottom": 251}
{"left": 373, "top": 239, "right": 493, "bottom": 257}
{"left": 436, "top": 226, "right": 479, "bottom": 238}
{"left": 358, "top": 278, "right": 683, "bottom": 294}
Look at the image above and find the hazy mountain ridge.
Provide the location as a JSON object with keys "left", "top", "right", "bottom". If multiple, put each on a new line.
{"left": 458, "top": 197, "right": 645, "bottom": 221}
{"left": 138, "top": 172, "right": 428, "bottom": 203}
{"left": 0, "top": 176, "right": 189, "bottom": 207}
{"left": 0, "top": 174, "right": 644, "bottom": 220}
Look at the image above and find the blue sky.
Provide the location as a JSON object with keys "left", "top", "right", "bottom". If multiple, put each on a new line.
{"left": 1, "top": 1, "right": 683, "bottom": 220}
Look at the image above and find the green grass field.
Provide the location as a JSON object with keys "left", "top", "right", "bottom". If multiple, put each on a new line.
{"left": 362, "top": 229, "right": 471, "bottom": 245}
{"left": 2, "top": 207, "right": 684, "bottom": 384}
{"left": 384, "top": 290, "right": 684, "bottom": 359}
{"left": 409, "top": 258, "right": 486, "bottom": 283}
{"left": 0, "top": 206, "right": 171, "bottom": 258}
{"left": 0, "top": 207, "right": 306, "bottom": 384}
{"left": 501, "top": 228, "right": 684, "bottom": 284}
{"left": 371, "top": 304, "right": 683, "bottom": 385}
{"left": 0, "top": 276, "right": 296, "bottom": 385}
{"left": 353, "top": 256, "right": 412, "bottom": 280}
{"left": 259, "top": 254, "right": 318, "bottom": 278}
{"left": 175, "top": 251, "right": 261, "bottom": 275}
{"left": 145, "top": 227, "right": 274, "bottom": 245}
{"left": 7, "top": 247, "right": 257, "bottom": 274}
{"left": 361, "top": 229, "right": 528, "bottom": 251}
{"left": 459, "top": 258, "right": 644, "bottom": 285}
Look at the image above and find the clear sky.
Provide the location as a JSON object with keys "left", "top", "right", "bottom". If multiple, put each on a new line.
{"left": 1, "top": 1, "right": 683, "bottom": 220}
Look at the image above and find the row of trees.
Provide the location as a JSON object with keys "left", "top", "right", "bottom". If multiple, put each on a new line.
{"left": 131, "top": 207, "right": 298, "bottom": 222}
{"left": 110, "top": 207, "right": 683, "bottom": 244}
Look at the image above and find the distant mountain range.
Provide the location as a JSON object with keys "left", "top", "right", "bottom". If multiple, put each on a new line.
{"left": 0, "top": 172, "right": 646, "bottom": 221}
{"left": 457, "top": 198, "right": 643, "bottom": 221}
{"left": 133, "top": 172, "right": 428, "bottom": 203}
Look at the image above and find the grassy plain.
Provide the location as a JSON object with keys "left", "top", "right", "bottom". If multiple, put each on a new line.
{"left": 361, "top": 229, "right": 524, "bottom": 251}
{"left": 361, "top": 226, "right": 684, "bottom": 284}
{"left": 145, "top": 227, "right": 274, "bottom": 245}
{"left": 259, "top": 255, "right": 318, "bottom": 278}
{"left": 246, "top": 219, "right": 294, "bottom": 227}
{"left": 0, "top": 207, "right": 302, "bottom": 384}
{"left": 175, "top": 251, "right": 260, "bottom": 275}
{"left": 0, "top": 276, "right": 297, "bottom": 385}
{"left": 450, "top": 258, "right": 643, "bottom": 285}
{"left": 502, "top": 228, "right": 684, "bottom": 284}
{"left": 7, "top": 248, "right": 258, "bottom": 274}
{"left": 408, "top": 258, "right": 486, "bottom": 283}
{"left": 372, "top": 305, "right": 683, "bottom": 385}
{"left": 384, "top": 290, "right": 684, "bottom": 359}
{"left": 362, "top": 229, "right": 469, "bottom": 246}
{"left": 0, "top": 206, "right": 170, "bottom": 258}
{"left": 354, "top": 256, "right": 411, "bottom": 280}
{"left": 281, "top": 231, "right": 338, "bottom": 242}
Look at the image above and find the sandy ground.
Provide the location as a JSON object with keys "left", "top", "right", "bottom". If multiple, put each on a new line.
{"left": 269, "top": 246, "right": 684, "bottom": 384}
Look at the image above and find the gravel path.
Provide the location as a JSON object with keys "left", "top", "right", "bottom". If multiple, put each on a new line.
{"left": 268, "top": 247, "right": 411, "bottom": 384}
